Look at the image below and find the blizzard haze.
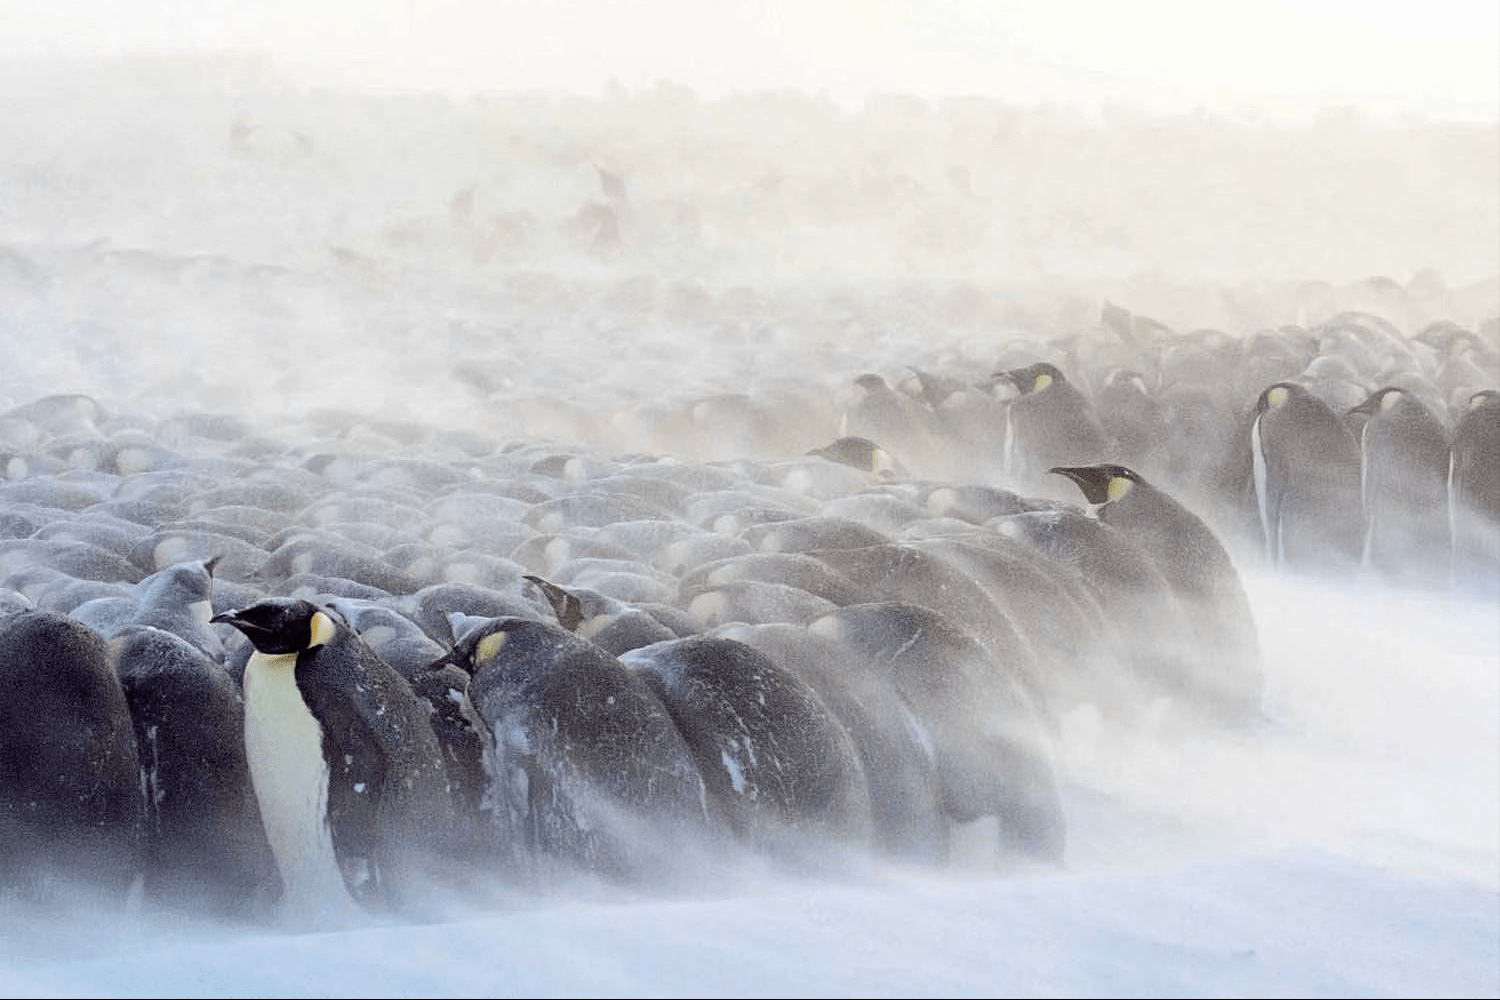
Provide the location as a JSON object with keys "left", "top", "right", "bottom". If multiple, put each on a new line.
{"left": 3, "top": 0, "right": 1498, "bottom": 121}
{"left": 0, "top": 3, "right": 1496, "bottom": 998}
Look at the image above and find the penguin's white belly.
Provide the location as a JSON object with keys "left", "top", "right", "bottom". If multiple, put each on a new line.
{"left": 243, "top": 651, "right": 354, "bottom": 916}
{"left": 1250, "top": 414, "right": 1275, "bottom": 564}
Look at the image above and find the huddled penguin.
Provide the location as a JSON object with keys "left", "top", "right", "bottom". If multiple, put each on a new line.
{"left": 211, "top": 598, "right": 458, "bottom": 924}
{"left": 714, "top": 622, "right": 948, "bottom": 862}
{"left": 808, "top": 602, "right": 1065, "bottom": 866}
{"left": 620, "top": 634, "right": 873, "bottom": 863}
{"left": 1248, "top": 381, "right": 1364, "bottom": 572}
{"left": 1449, "top": 389, "right": 1500, "bottom": 589}
{"left": 1049, "top": 463, "right": 1264, "bottom": 723}
{"left": 448, "top": 616, "right": 716, "bottom": 885}
{"left": 838, "top": 373, "right": 937, "bottom": 473}
{"left": 806, "top": 436, "right": 902, "bottom": 478}
{"left": 0, "top": 609, "right": 145, "bottom": 903}
{"left": 125, "top": 556, "right": 226, "bottom": 659}
{"left": 523, "top": 574, "right": 678, "bottom": 655}
{"left": 1346, "top": 387, "right": 1452, "bottom": 585}
{"left": 997, "top": 362, "right": 1107, "bottom": 492}
{"left": 111, "top": 625, "right": 278, "bottom": 919}
{"left": 1093, "top": 367, "right": 1165, "bottom": 473}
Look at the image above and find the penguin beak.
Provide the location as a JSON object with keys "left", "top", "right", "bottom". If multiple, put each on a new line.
{"left": 1347, "top": 395, "right": 1379, "bottom": 418}
{"left": 211, "top": 609, "right": 274, "bottom": 650}
{"left": 992, "top": 370, "right": 1026, "bottom": 395}
{"left": 1048, "top": 466, "right": 1112, "bottom": 505}
{"left": 523, "top": 575, "right": 583, "bottom": 632}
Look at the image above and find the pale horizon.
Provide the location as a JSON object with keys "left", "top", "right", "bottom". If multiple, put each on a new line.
{"left": 1, "top": 0, "right": 1496, "bottom": 122}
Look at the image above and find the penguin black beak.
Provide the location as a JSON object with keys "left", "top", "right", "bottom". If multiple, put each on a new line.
{"left": 990, "top": 371, "right": 1024, "bottom": 397}
{"left": 1048, "top": 465, "right": 1112, "bottom": 505}
{"left": 1347, "top": 396, "right": 1379, "bottom": 418}
{"left": 523, "top": 575, "right": 583, "bottom": 633}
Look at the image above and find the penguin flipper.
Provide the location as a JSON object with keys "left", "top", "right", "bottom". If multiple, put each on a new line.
{"left": 313, "top": 688, "right": 390, "bottom": 908}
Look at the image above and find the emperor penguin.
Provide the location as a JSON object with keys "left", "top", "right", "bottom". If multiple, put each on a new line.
{"left": 211, "top": 599, "right": 457, "bottom": 924}
{"left": 806, "top": 436, "right": 904, "bottom": 478}
{"left": 111, "top": 625, "right": 278, "bottom": 919}
{"left": 997, "top": 362, "right": 1107, "bottom": 492}
{"left": 620, "top": 634, "right": 874, "bottom": 862}
{"left": 838, "top": 373, "right": 938, "bottom": 474}
{"left": 1449, "top": 389, "right": 1500, "bottom": 589}
{"left": 1049, "top": 463, "right": 1264, "bottom": 723}
{"left": 523, "top": 574, "right": 678, "bottom": 656}
{"left": 1346, "top": 387, "right": 1451, "bottom": 585}
{"left": 448, "top": 617, "right": 716, "bottom": 884}
{"left": 0, "top": 609, "right": 145, "bottom": 903}
{"left": 1248, "top": 381, "right": 1363, "bottom": 573}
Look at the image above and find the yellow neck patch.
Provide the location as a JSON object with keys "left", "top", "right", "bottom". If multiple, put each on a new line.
{"left": 1034, "top": 372, "right": 1053, "bottom": 391}
{"left": 475, "top": 630, "right": 508, "bottom": 666}
{"left": 309, "top": 610, "right": 337, "bottom": 649}
{"left": 1107, "top": 476, "right": 1134, "bottom": 503}
{"left": 1267, "top": 386, "right": 1289, "bottom": 407}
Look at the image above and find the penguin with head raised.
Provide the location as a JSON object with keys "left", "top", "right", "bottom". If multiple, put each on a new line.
{"left": 211, "top": 598, "right": 457, "bottom": 925}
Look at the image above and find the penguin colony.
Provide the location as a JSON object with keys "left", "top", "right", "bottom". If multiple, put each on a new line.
{"left": 0, "top": 305, "right": 1495, "bottom": 926}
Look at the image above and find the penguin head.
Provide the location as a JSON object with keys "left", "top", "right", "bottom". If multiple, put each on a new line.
{"left": 906, "top": 366, "right": 963, "bottom": 410}
{"left": 1468, "top": 389, "right": 1500, "bottom": 412}
{"left": 999, "top": 362, "right": 1066, "bottom": 395}
{"left": 212, "top": 598, "right": 339, "bottom": 655}
{"left": 523, "top": 575, "right": 585, "bottom": 633}
{"left": 447, "top": 616, "right": 538, "bottom": 676}
{"left": 1048, "top": 463, "right": 1144, "bottom": 505}
{"left": 852, "top": 373, "right": 892, "bottom": 396}
{"left": 1347, "top": 386, "right": 1404, "bottom": 419}
{"left": 807, "top": 436, "right": 898, "bottom": 476}
{"left": 1255, "top": 381, "right": 1301, "bottom": 414}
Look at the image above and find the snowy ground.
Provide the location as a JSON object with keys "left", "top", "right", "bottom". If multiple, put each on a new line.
{"left": 0, "top": 573, "right": 1493, "bottom": 999}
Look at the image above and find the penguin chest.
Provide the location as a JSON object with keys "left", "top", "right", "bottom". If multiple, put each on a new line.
{"left": 243, "top": 651, "right": 348, "bottom": 905}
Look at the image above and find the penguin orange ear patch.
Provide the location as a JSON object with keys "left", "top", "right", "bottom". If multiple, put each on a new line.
{"left": 1034, "top": 372, "right": 1053, "bottom": 391}
{"left": 1107, "top": 476, "right": 1134, "bottom": 503}
{"left": 1267, "top": 386, "right": 1289, "bottom": 407}
{"left": 309, "top": 610, "right": 338, "bottom": 648}
{"left": 475, "top": 630, "right": 508, "bottom": 666}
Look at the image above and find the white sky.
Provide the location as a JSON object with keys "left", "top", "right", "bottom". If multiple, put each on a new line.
{"left": 1, "top": 0, "right": 1496, "bottom": 118}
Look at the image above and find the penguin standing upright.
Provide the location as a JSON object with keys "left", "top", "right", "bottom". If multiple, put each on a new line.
{"left": 1049, "top": 463, "right": 1264, "bottom": 723}
{"left": 211, "top": 599, "right": 456, "bottom": 924}
{"left": 1449, "top": 389, "right": 1500, "bottom": 589}
{"left": 998, "top": 362, "right": 1107, "bottom": 492}
{"left": 1346, "top": 387, "right": 1452, "bottom": 585}
{"left": 1248, "top": 381, "right": 1364, "bottom": 573}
